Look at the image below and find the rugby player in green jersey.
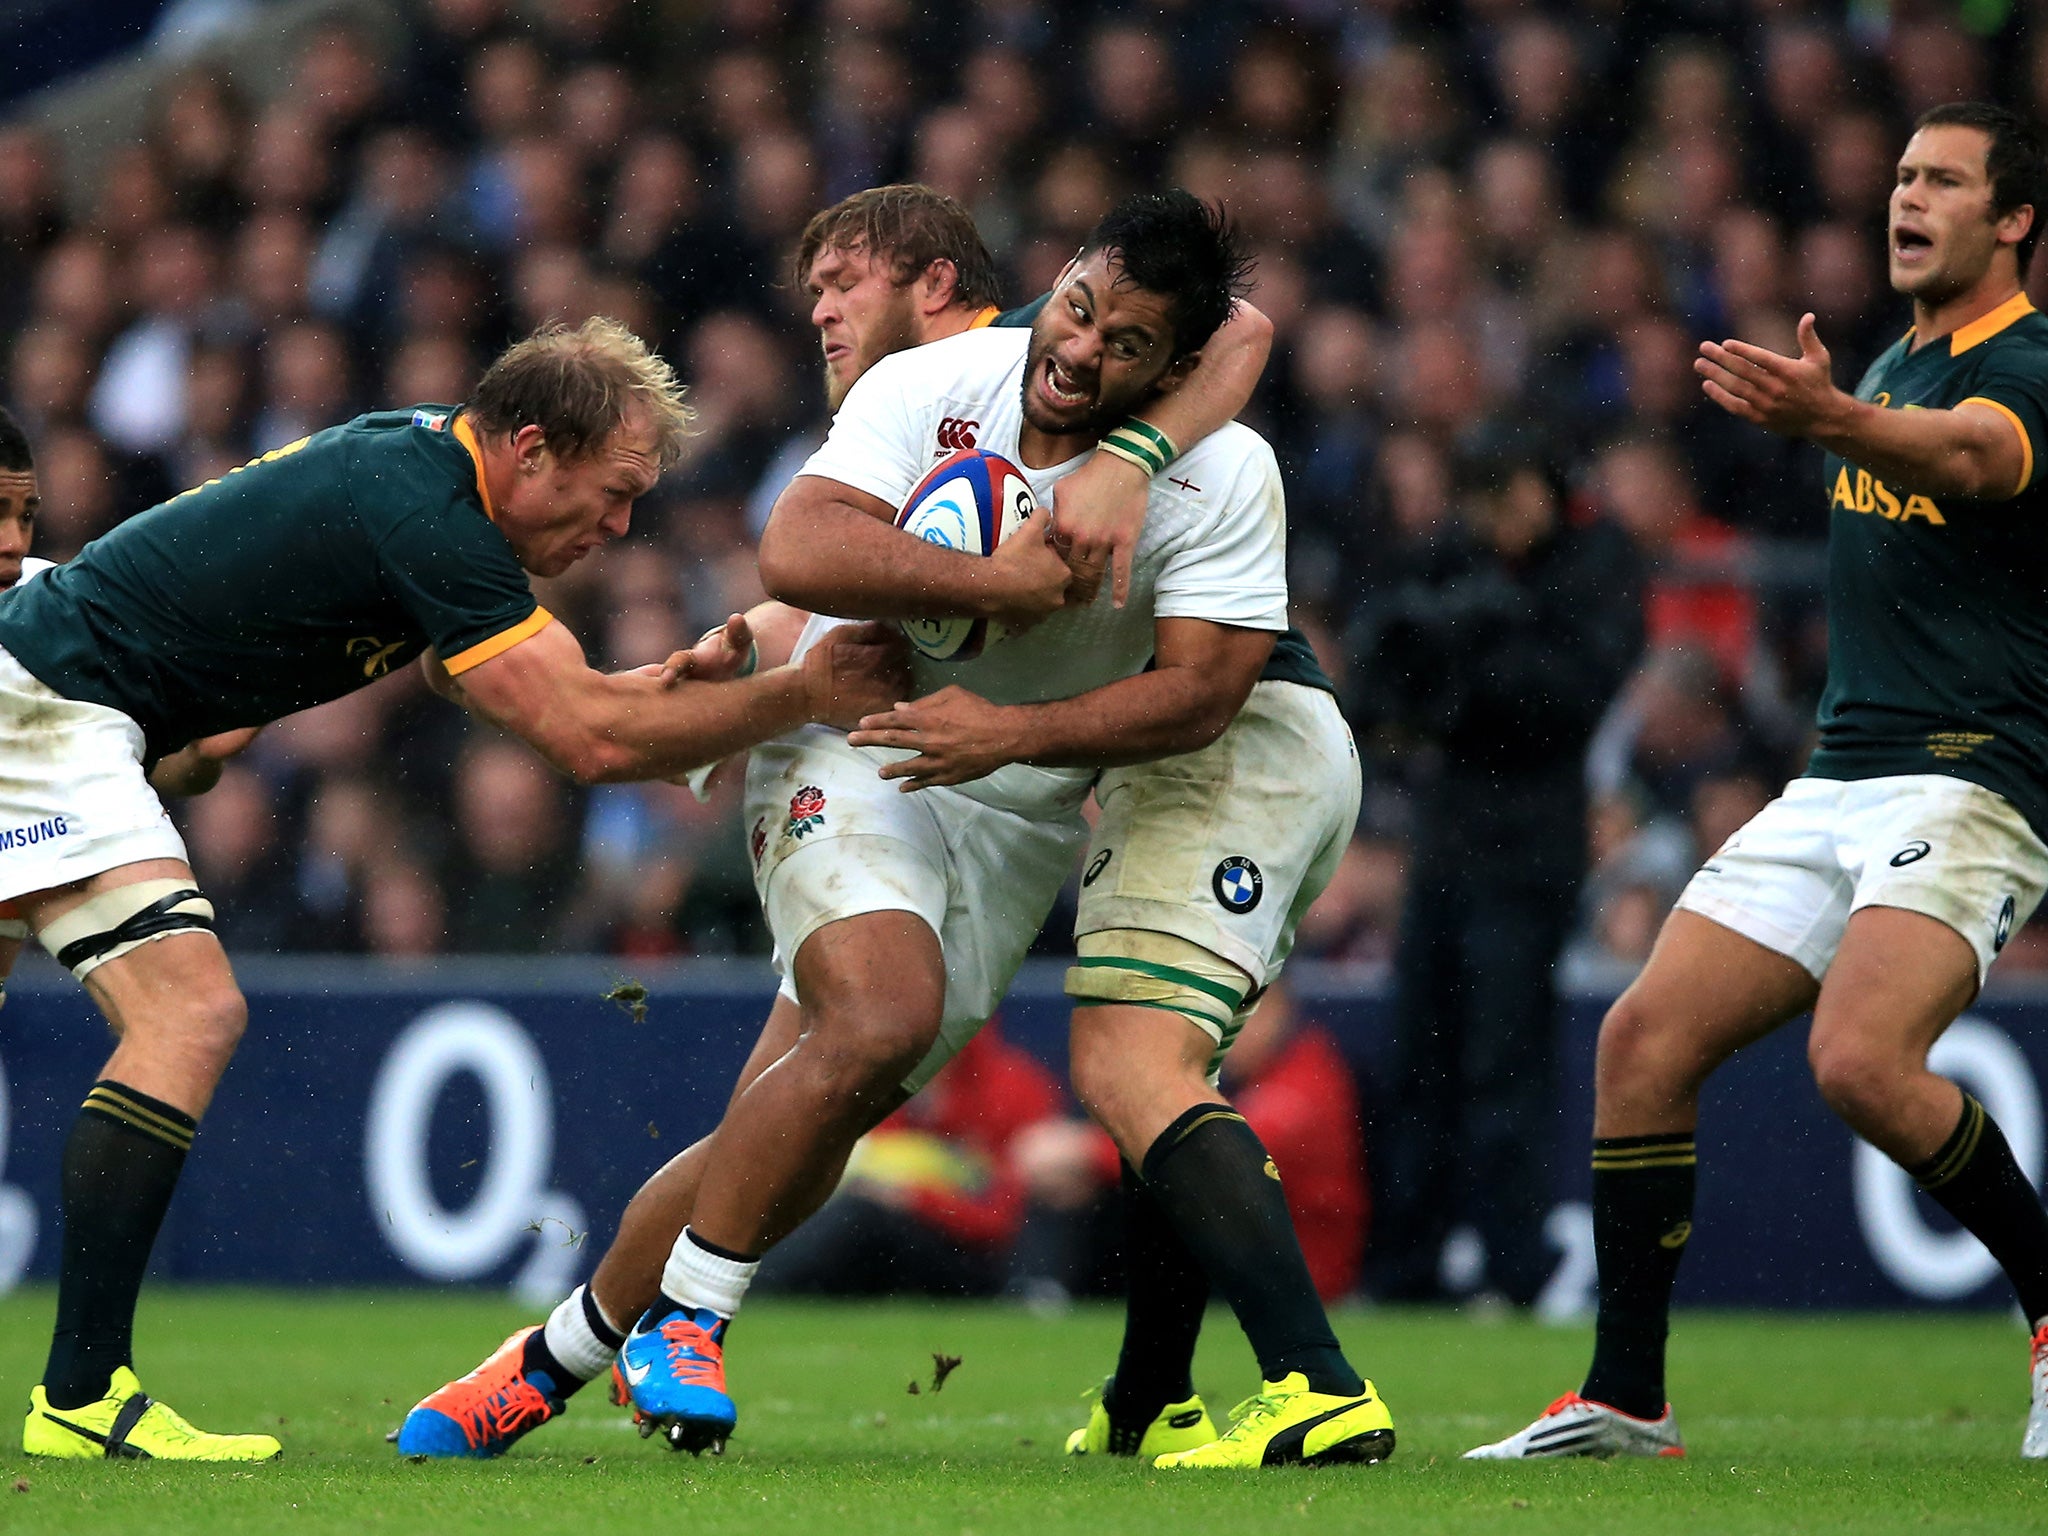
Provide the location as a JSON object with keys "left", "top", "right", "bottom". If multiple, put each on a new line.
{"left": 1473, "top": 102, "right": 2048, "bottom": 1462}
{"left": 4, "top": 318, "right": 912, "bottom": 1463}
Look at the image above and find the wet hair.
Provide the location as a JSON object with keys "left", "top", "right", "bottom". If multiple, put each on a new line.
{"left": 0, "top": 407, "right": 30, "bottom": 473}
{"left": 1081, "top": 190, "right": 1255, "bottom": 358}
{"left": 1915, "top": 102, "right": 2048, "bottom": 271}
{"left": 468, "top": 316, "right": 694, "bottom": 470}
{"left": 792, "top": 184, "right": 1002, "bottom": 311}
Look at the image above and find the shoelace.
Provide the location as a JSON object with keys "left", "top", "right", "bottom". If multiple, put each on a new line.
{"left": 659, "top": 1315, "right": 726, "bottom": 1388}
{"left": 455, "top": 1375, "right": 555, "bottom": 1446}
{"left": 1543, "top": 1392, "right": 1584, "bottom": 1417}
{"left": 1220, "top": 1388, "right": 1291, "bottom": 1438}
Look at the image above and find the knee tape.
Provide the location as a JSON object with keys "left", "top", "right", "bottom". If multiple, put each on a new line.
{"left": 1064, "top": 928, "right": 1253, "bottom": 1042}
{"left": 37, "top": 879, "right": 217, "bottom": 981}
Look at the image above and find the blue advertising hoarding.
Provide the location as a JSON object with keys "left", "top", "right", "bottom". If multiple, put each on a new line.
{"left": 0, "top": 955, "right": 2041, "bottom": 1310}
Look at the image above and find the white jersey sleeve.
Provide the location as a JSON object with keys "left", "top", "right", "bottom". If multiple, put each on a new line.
{"left": 1149, "top": 425, "right": 1288, "bottom": 632}
{"left": 795, "top": 347, "right": 935, "bottom": 510}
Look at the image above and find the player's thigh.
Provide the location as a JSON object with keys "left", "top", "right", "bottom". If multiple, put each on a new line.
{"left": 1597, "top": 908, "right": 1819, "bottom": 1123}
{"left": 899, "top": 792, "right": 1085, "bottom": 1095}
{"left": 1809, "top": 778, "right": 2048, "bottom": 1080}
{"left": 28, "top": 858, "right": 239, "bottom": 1037}
{"left": 1837, "top": 775, "right": 2048, "bottom": 993}
{"left": 747, "top": 725, "right": 952, "bottom": 1018}
{"left": 1808, "top": 905, "right": 1977, "bottom": 1088}
{"left": 1078, "top": 680, "right": 1360, "bottom": 990}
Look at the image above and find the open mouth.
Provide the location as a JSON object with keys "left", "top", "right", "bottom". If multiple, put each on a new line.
{"left": 1041, "top": 354, "right": 1091, "bottom": 409}
{"left": 1893, "top": 227, "right": 1934, "bottom": 259}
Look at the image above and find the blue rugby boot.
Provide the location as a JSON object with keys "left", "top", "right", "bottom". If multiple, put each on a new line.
{"left": 620, "top": 1305, "right": 736, "bottom": 1455}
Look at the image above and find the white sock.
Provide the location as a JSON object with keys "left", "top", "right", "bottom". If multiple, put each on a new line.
{"left": 661, "top": 1227, "right": 759, "bottom": 1319}
{"left": 540, "top": 1285, "right": 622, "bottom": 1382}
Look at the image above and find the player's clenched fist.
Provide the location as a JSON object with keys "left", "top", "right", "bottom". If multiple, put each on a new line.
{"left": 985, "top": 513, "right": 1074, "bottom": 633}
{"left": 802, "top": 621, "right": 913, "bottom": 728}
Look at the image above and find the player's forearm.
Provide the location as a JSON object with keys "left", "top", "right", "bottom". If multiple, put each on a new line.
{"left": 759, "top": 499, "right": 1014, "bottom": 620}
{"left": 1007, "top": 668, "right": 1245, "bottom": 769}
{"left": 548, "top": 667, "right": 816, "bottom": 784}
{"left": 1813, "top": 397, "right": 2023, "bottom": 499}
{"left": 1129, "top": 301, "right": 1271, "bottom": 454}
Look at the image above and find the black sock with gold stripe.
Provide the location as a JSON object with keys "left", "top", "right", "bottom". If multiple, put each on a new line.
{"left": 1141, "top": 1104, "right": 1363, "bottom": 1396}
{"left": 1911, "top": 1094, "right": 2048, "bottom": 1324}
{"left": 42, "top": 1080, "right": 198, "bottom": 1409}
{"left": 1581, "top": 1133, "right": 1696, "bottom": 1421}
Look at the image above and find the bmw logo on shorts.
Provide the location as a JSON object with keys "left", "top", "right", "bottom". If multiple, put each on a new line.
{"left": 1212, "top": 856, "right": 1263, "bottom": 913}
{"left": 1996, "top": 894, "right": 2017, "bottom": 953}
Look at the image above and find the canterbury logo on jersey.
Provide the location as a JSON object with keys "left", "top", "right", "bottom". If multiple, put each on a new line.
{"left": 1829, "top": 466, "right": 1946, "bottom": 525}
{"left": 935, "top": 417, "right": 979, "bottom": 452}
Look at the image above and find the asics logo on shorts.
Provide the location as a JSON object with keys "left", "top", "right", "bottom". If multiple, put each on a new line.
{"left": 1083, "top": 849, "right": 1112, "bottom": 887}
{"left": 1997, "top": 894, "right": 2017, "bottom": 952}
{"left": 1891, "top": 841, "right": 1932, "bottom": 867}
{"left": 935, "top": 417, "right": 980, "bottom": 452}
{"left": 0, "top": 815, "right": 68, "bottom": 851}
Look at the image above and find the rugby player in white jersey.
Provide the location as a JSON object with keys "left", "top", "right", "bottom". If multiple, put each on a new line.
{"left": 605, "top": 191, "right": 1391, "bottom": 1469}
{"left": 0, "top": 407, "right": 256, "bottom": 1001}
{"left": 396, "top": 186, "right": 1292, "bottom": 1461}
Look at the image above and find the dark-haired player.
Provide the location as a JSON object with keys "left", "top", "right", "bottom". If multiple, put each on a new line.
{"left": 605, "top": 191, "right": 1389, "bottom": 1469}
{"left": 1473, "top": 101, "right": 2048, "bottom": 1461}
{"left": 6, "top": 319, "right": 907, "bottom": 1462}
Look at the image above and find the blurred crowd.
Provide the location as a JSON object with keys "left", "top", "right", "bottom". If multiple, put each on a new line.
{"left": 3, "top": 0, "right": 2048, "bottom": 975}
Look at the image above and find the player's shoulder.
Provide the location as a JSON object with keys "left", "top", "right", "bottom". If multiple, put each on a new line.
{"left": 1972, "top": 308, "right": 2048, "bottom": 370}
{"left": 346, "top": 406, "right": 496, "bottom": 538}
{"left": 844, "top": 329, "right": 1027, "bottom": 422}
{"left": 1170, "top": 420, "right": 1280, "bottom": 488}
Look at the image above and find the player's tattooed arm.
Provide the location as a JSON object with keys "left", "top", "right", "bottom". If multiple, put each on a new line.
{"left": 1699, "top": 312, "right": 2029, "bottom": 498}
{"left": 761, "top": 474, "right": 1071, "bottom": 632}
{"left": 443, "top": 615, "right": 910, "bottom": 783}
{"left": 849, "top": 617, "right": 1274, "bottom": 789}
{"left": 1052, "top": 301, "right": 1273, "bottom": 609}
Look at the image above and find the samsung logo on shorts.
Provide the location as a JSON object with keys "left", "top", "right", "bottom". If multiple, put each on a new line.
{"left": 0, "top": 816, "right": 69, "bottom": 851}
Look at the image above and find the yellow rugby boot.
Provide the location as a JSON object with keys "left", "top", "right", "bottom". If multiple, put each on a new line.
{"left": 1063, "top": 1380, "right": 1216, "bottom": 1458}
{"left": 25, "top": 1367, "right": 281, "bottom": 1461}
{"left": 1153, "top": 1372, "right": 1394, "bottom": 1469}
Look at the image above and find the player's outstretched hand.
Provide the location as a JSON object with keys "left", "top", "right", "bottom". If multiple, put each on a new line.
{"left": 803, "top": 621, "right": 913, "bottom": 729}
{"left": 848, "top": 685, "right": 1016, "bottom": 790}
{"left": 1048, "top": 450, "right": 1148, "bottom": 608}
{"left": 658, "top": 613, "right": 756, "bottom": 686}
{"left": 987, "top": 513, "right": 1074, "bottom": 634}
{"left": 1696, "top": 313, "right": 1852, "bottom": 439}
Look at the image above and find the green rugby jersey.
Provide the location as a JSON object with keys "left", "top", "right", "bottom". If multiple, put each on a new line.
{"left": 990, "top": 297, "right": 1334, "bottom": 695}
{"left": 1806, "top": 292, "right": 2048, "bottom": 838}
{"left": 0, "top": 407, "right": 548, "bottom": 760}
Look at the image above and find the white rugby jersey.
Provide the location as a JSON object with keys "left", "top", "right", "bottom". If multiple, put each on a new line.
{"left": 793, "top": 324, "right": 1287, "bottom": 709}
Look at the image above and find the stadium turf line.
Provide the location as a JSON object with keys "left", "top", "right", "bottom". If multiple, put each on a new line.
{"left": 0, "top": 1289, "right": 2040, "bottom": 1534}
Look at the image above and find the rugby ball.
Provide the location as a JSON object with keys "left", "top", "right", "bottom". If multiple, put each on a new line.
{"left": 893, "top": 447, "right": 1037, "bottom": 661}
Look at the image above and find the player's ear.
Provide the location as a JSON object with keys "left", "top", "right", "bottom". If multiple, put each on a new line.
{"left": 918, "top": 258, "right": 959, "bottom": 314}
{"left": 1999, "top": 202, "right": 2036, "bottom": 251}
{"left": 511, "top": 423, "right": 551, "bottom": 472}
{"left": 1153, "top": 351, "right": 1200, "bottom": 398}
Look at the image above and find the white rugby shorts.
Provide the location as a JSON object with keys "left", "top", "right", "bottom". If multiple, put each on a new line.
{"left": 0, "top": 643, "right": 188, "bottom": 903}
{"left": 1676, "top": 774, "right": 2048, "bottom": 983}
{"left": 744, "top": 724, "right": 1086, "bottom": 1092}
{"left": 1075, "top": 680, "right": 1362, "bottom": 1001}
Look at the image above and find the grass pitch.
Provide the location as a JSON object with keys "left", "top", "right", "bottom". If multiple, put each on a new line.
{"left": 0, "top": 1291, "right": 2040, "bottom": 1534}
